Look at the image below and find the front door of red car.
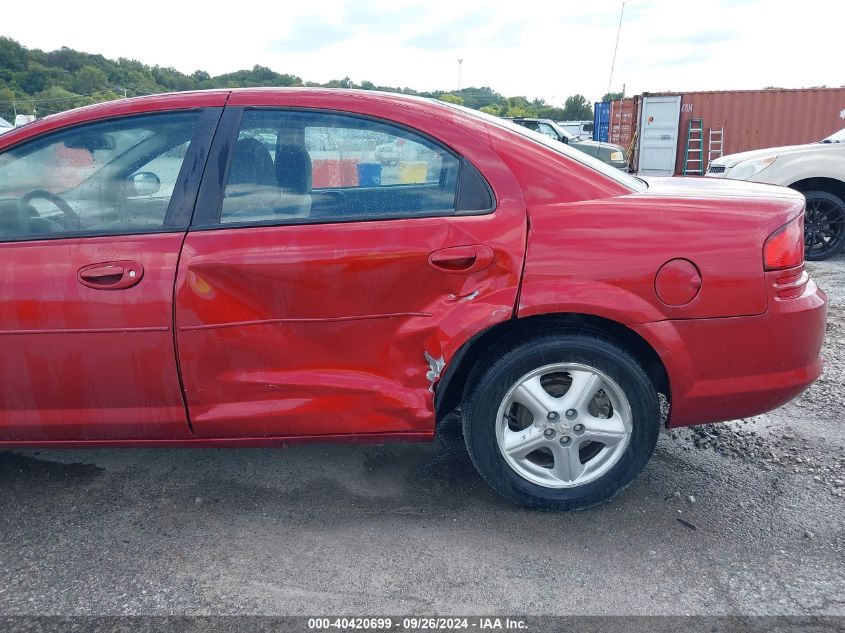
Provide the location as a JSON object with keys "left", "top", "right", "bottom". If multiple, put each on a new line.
{"left": 175, "top": 104, "right": 526, "bottom": 437}
{"left": 0, "top": 108, "right": 220, "bottom": 441}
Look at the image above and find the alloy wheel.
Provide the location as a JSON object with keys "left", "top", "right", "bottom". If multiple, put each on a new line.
{"left": 495, "top": 363, "right": 633, "bottom": 489}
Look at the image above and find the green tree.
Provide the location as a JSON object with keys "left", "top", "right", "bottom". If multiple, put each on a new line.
{"left": 32, "top": 86, "right": 87, "bottom": 114}
{"left": 0, "top": 37, "right": 28, "bottom": 82}
{"left": 561, "top": 94, "right": 592, "bottom": 120}
{"left": 325, "top": 77, "right": 354, "bottom": 89}
{"left": 461, "top": 86, "right": 504, "bottom": 110}
{"left": 14, "top": 62, "right": 53, "bottom": 94}
{"left": 72, "top": 65, "right": 108, "bottom": 94}
{"left": 0, "top": 87, "right": 18, "bottom": 122}
{"left": 0, "top": 36, "right": 630, "bottom": 123}
{"left": 535, "top": 106, "right": 567, "bottom": 120}
{"left": 601, "top": 91, "right": 623, "bottom": 102}
{"left": 438, "top": 93, "right": 464, "bottom": 105}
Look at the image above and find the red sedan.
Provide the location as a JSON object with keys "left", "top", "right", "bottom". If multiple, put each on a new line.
{"left": 0, "top": 89, "right": 827, "bottom": 510}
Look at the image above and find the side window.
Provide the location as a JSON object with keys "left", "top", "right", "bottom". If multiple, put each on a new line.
{"left": 536, "top": 123, "right": 560, "bottom": 140}
{"left": 219, "top": 109, "right": 490, "bottom": 225}
{"left": 0, "top": 111, "right": 202, "bottom": 241}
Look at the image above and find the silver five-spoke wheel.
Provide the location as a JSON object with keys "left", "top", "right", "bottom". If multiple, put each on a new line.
{"left": 495, "top": 362, "right": 633, "bottom": 488}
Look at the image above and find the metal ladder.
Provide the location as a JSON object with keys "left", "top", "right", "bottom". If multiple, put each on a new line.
{"left": 707, "top": 127, "right": 724, "bottom": 172}
{"left": 683, "top": 118, "right": 704, "bottom": 175}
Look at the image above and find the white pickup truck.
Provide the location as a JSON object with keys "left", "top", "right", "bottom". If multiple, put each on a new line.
{"left": 707, "top": 128, "right": 845, "bottom": 261}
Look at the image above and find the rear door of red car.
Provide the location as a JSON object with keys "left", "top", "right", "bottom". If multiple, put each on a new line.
{"left": 0, "top": 106, "right": 221, "bottom": 441}
{"left": 175, "top": 94, "right": 526, "bottom": 438}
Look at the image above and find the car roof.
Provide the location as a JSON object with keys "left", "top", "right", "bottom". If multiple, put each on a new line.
{"left": 0, "top": 88, "right": 470, "bottom": 149}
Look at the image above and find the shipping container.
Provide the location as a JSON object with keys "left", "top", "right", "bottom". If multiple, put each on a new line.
{"left": 593, "top": 101, "right": 610, "bottom": 142}
{"left": 609, "top": 88, "right": 845, "bottom": 175}
{"left": 673, "top": 88, "right": 845, "bottom": 174}
{"left": 609, "top": 97, "right": 638, "bottom": 149}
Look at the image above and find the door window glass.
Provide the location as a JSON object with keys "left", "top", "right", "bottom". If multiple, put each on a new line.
{"left": 0, "top": 111, "right": 202, "bottom": 241}
{"left": 220, "top": 109, "right": 464, "bottom": 224}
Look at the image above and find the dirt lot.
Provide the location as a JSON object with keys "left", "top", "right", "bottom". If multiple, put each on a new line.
{"left": 0, "top": 257, "right": 842, "bottom": 616}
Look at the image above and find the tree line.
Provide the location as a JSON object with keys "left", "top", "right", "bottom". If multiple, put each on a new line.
{"left": 0, "top": 37, "right": 605, "bottom": 124}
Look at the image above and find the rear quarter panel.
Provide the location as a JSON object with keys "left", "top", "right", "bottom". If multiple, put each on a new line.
{"left": 518, "top": 182, "right": 805, "bottom": 323}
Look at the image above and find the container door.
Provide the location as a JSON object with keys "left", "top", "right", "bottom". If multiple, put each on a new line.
{"left": 638, "top": 95, "right": 682, "bottom": 176}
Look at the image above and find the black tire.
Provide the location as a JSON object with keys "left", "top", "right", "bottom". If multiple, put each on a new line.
{"left": 462, "top": 330, "right": 660, "bottom": 511}
{"left": 802, "top": 190, "right": 845, "bottom": 261}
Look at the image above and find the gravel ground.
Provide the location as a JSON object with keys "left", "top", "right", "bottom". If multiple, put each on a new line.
{"left": 673, "top": 256, "right": 845, "bottom": 497}
{"left": 0, "top": 257, "right": 842, "bottom": 617}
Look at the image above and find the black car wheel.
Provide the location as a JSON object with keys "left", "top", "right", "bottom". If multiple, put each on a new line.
{"left": 802, "top": 190, "right": 845, "bottom": 261}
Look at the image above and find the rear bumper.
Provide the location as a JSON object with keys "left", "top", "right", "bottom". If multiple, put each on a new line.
{"left": 633, "top": 269, "right": 827, "bottom": 427}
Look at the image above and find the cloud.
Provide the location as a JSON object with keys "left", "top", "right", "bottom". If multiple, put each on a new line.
{"left": 403, "top": 9, "right": 495, "bottom": 50}
{"left": 487, "top": 21, "right": 533, "bottom": 48}
{"left": 659, "top": 30, "right": 740, "bottom": 46}
{"left": 660, "top": 49, "right": 713, "bottom": 66}
{"left": 268, "top": 16, "right": 351, "bottom": 53}
{"left": 624, "top": 1, "right": 656, "bottom": 22}
{"left": 342, "top": 1, "right": 429, "bottom": 32}
{"left": 626, "top": 46, "right": 714, "bottom": 70}
{"left": 563, "top": 9, "right": 622, "bottom": 29}
{"left": 718, "top": 0, "right": 761, "bottom": 6}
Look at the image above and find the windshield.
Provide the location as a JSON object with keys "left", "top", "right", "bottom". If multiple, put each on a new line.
{"left": 439, "top": 102, "right": 646, "bottom": 192}
{"left": 821, "top": 128, "right": 845, "bottom": 143}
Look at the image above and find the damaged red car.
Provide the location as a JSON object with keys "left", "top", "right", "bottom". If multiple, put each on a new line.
{"left": 0, "top": 89, "right": 827, "bottom": 510}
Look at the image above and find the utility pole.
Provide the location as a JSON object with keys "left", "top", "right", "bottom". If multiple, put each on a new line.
{"left": 457, "top": 59, "right": 463, "bottom": 92}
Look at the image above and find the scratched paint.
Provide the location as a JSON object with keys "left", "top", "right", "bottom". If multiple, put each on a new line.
{"left": 424, "top": 351, "right": 445, "bottom": 391}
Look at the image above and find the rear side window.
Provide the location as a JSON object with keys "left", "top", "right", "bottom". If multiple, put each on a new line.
{"left": 216, "top": 109, "right": 492, "bottom": 226}
{"left": 0, "top": 111, "right": 203, "bottom": 241}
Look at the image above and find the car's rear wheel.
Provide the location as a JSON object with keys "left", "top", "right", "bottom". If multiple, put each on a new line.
{"left": 462, "top": 331, "right": 660, "bottom": 511}
{"left": 802, "top": 190, "right": 845, "bottom": 261}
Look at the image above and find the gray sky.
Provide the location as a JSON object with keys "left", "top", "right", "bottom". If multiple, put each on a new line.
{"left": 4, "top": 0, "right": 843, "bottom": 104}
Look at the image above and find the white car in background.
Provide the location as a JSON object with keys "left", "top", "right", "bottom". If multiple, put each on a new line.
{"left": 707, "top": 128, "right": 845, "bottom": 261}
{"left": 555, "top": 120, "right": 594, "bottom": 138}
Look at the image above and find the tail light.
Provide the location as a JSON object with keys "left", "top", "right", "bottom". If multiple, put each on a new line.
{"left": 763, "top": 214, "right": 804, "bottom": 271}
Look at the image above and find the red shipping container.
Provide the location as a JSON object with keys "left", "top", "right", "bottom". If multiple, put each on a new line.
{"left": 673, "top": 88, "right": 845, "bottom": 174}
{"left": 312, "top": 159, "right": 360, "bottom": 188}
{"left": 611, "top": 88, "right": 845, "bottom": 175}
{"left": 609, "top": 98, "right": 639, "bottom": 151}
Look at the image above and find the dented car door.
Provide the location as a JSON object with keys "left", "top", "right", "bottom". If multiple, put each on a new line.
{"left": 174, "top": 100, "right": 526, "bottom": 438}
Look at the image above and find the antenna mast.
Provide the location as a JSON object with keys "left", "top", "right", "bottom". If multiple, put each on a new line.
{"left": 607, "top": 1, "right": 625, "bottom": 96}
